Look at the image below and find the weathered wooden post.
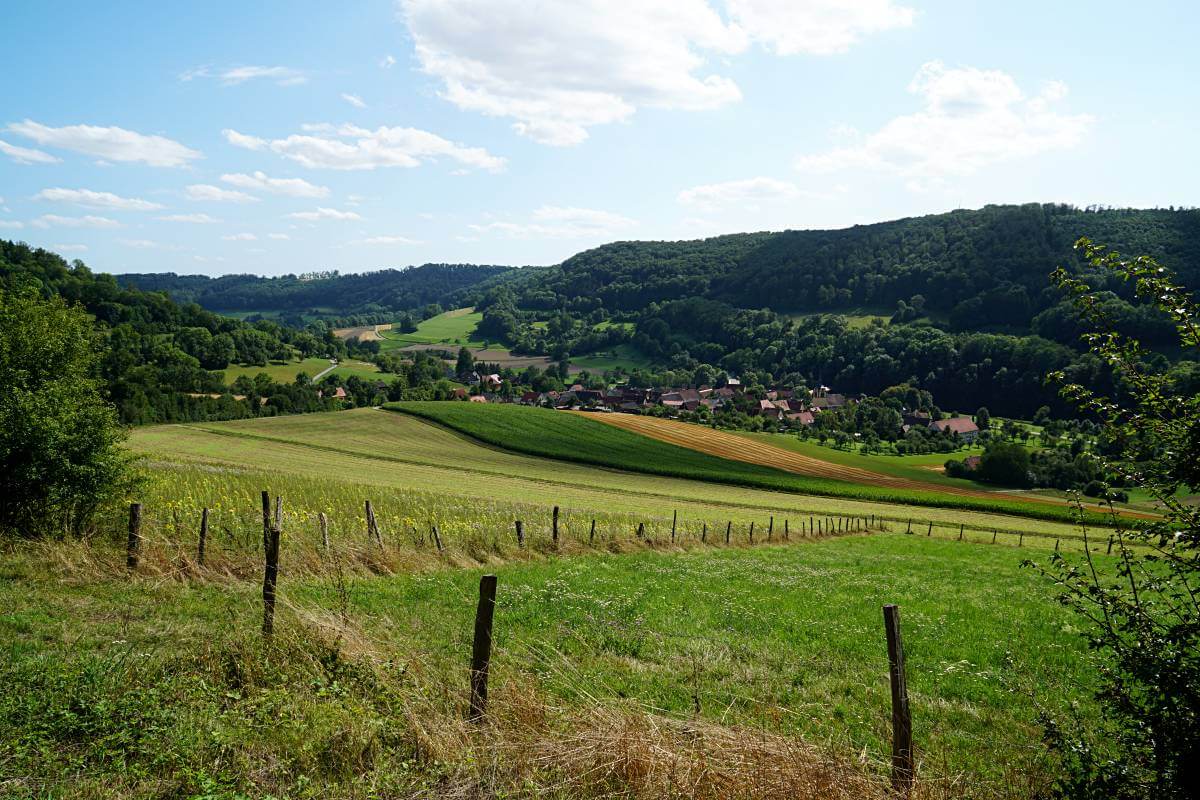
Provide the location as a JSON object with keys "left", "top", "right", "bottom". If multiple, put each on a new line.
{"left": 671, "top": 510, "right": 677, "bottom": 542}
{"left": 927, "top": 521, "right": 932, "bottom": 537}
{"left": 991, "top": 530, "right": 997, "bottom": 544}
{"left": 261, "top": 491, "right": 271, "bottom": 550}
{"left": 748, "top": 521, "right": 755, "bottom": 544}
{"left": 637, "top": 522, "right": 645, "bottom": 540}
{"left": 1055, "top": 538, "right": 1060, "bottom": 552}
{"left": 1107, "top": 534, "right": 1114, "bottom": 555}
{"left": 725, "top": 520, "right": 732, "bottom": 544}
{"left": 701, "top": 522, "right": 707, "bottom": 543}
{"left": 198, "top": 507, "right": 209, "bottom": 566}
{"left": 784, "top": 519, "right": 789, "bottom": 540}
{"left": 274, "top": 495, "right": 283, "bottom": 530}
{"left": 958, "top": 526, "right": 964, "bottom": 542}
{"left": 1018, "top": 531, "right": 1024, "bottom": 547}
{"left": 432, "top": 525, "right": 443, "bottom": 552}
{"left": 552, "top": 506, "right": 560, "bottom": 545}
{"left": 883, "top": 604, "right": 914, "bottom": 796}
{"left": 514, "top": 520, "right": 524, "bottom": 548}
{"left": 318, "top": 512, "right": 330, "bottom": 552}
{"left": 906, "top": 518, "right": 912, "bottom": 534}
{"left": 768, "top": 515, "right": 774, "bottom": 542}
{"left": 365, "top": 500, "right": 381, "bottom": 546}
{"left": 126, "top": 502, "right": 142, "bottom": 570}
{"left": 469, "top": 574, "right": 498, "bottom": 721}
{"left": 589, "top": 519, "right": 596, "bottom": 545}
{"left": 810, "top": 515, "right": 814, "bottom": 536}
{"left": 262, "top": 518, "right": 281, "bottom": 638}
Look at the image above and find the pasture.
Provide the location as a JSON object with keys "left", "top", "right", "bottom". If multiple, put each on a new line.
{"left": 220, "top": 356, "right": 335, "bottom": 384}
{"left": 7, "top": 407, "right": 1122, "bottom": 797}
{"left": 378, "top": 306, "right": 486, "bottom": 349}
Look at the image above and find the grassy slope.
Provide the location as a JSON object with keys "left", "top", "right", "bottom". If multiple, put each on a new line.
{"left": 388, "top": 403, "right": 1114, "bottom": 526}
{"left": 378, "top": 307, "right": 487, "bottom": 350}
{"left": 127, "top": 411, "right": 1097, "bottom": 545}
{"left": 221, "top": 356, "right": 333, "bottom": 384}
{"left": 0, "top": 534, "right": 1101, "bottom": 797}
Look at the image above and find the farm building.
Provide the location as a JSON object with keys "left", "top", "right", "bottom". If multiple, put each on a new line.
{"left": 928, "top": 416, "right": 980, "bottom": 442}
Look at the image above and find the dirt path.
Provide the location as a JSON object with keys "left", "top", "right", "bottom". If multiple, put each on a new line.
{"left": 576, "top": 412, "right": 1154, "bottom": 518}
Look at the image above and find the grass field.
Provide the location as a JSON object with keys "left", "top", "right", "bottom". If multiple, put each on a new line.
{"left": 378, "top": 307, "right": 487, "bottom": 350}
{"left": 8, "top": 408, "right": 1124, "bottom": 796}
{"left": 569, "top": 343, "right": 653, "bottom": 373}
{"left": 390, "top": 403, "right": 1121, "bottom": 526}
{"left": 221, "top": 356, "right": 334, "bottom": 384}
{"left": 128, "top": 409, "right": 1104, "bottom": 545}
{"left": 0, "top": 530, "right": 1101, "bottom": 798}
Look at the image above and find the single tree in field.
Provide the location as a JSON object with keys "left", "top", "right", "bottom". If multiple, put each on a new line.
{"left": 0, "top": 289, "right": 134, "bottom": 536}
{"left": 975, "top": 406, "right": 991, "bottom": 429}
{"left": 455, "top": 346, "right": 475, "bottom": 379}
{"left": 1038, "top": 239, "right": 1199, "bottom": 800}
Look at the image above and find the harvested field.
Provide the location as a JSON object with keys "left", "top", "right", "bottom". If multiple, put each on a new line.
{"left": 581, "top": 412, "right": 1150, "bottom": 519}
{"left": 332, "top": 323, "right": 391, "bottom": 341}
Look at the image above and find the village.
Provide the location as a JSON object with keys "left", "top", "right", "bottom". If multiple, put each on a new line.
{"left": 456, "top": 370, "right": 981, "bottom": 444}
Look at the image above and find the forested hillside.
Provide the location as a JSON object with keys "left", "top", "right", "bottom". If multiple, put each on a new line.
{"left": 527, "top": 204, "right": 1200, "bottom": 326}
{"left": 119, "top": 263, "right": 518, "bottom": 322}
{"left": 1, "top": 240, "right": 350, "bottom": 424}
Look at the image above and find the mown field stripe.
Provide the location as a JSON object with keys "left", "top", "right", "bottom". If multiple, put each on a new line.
{"left": 387, "top": 403, "right": 1127, "bottom": 527}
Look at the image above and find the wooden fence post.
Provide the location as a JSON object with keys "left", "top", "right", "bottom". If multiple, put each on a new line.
{"left": 515, "top": 520, "right": 524, "bottom": 548}
{"left": 1107, "top": 535, "right": 1114, "bottom": 555}
{"left": 432, "top": 525, "right": 443, "bottom": 552}
{"left": 927, "top": 521, "right": 932, "bottom": 537}
{"left": 725, "top": 521, "right": 732, "bottom": 544}
{"left": 883, "top": 604, "right": 914, "bottom": 796}
{"left": 671, "top": 510, "right": 677, "bottom": 542}
{"left": 365, "top": 500, "right": 381, "bottom": 546}
{"left": 261, "top": 491, "right": 271, "bottom": 550}
{"left": 784, "top": 519, "right": 789, "bottom": 540}
{"left": 768, "top": 515, "right": 774, "bottom": 542}
{"left": 198, "top": 507, "right": 209, "bottom": 566}
{"left": 1018, "top": 531, "right": 1024, "bottom": 547}
{"left": 126, "top": 502, "right": 142, "bottom": 570}
{"left": 274, "top": 495, "right": 283, "bottom": 530}
{"left": 552, "top": 506, "right": 560, "bottom": 545}
{"left": 958, "top": 526, "right": 964, "bottom": 542}
{"left": 810, "top": 515, "right": 814, "bottom": 536}
{"left": 906, "top": 518, "right": 912, "bottom": 534}
{"left": 469, "top": 574, "right": 498, "bottom": 721}
{"left": 1055, "top": 538, "right": 1060, "bottom": 552}
{"left": 262, "top": 519, "right": 281, "bottom": 638}
{"left": 701, "top": 522, "right": 707, "bottom": 543}
{"left": 589, "top": 519, "right": 596, "bottom": 545}
{"left": 637, "top": 522, "right": 645, "bottom": 540}
{"left": 319, "top": 512, "right": 330, "bottom": 552}
{"left": 991, "top": 530, "right": 997, "bottom": 544}
{"left": 749, "top": 521, "right": 755, "bottom": 544}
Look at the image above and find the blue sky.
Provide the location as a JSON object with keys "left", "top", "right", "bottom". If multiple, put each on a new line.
{"left": 1, "top": 0, "right": 1195, "bottom": 276}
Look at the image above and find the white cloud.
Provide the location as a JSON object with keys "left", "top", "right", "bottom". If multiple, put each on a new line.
{"left": 677, "top": 176, "right": 802, "bottom": 210}
{"left": 267, "top": 232, "right": 290, "bottom": 240}
{"left": 222, "top": 232, "right": 257, "bottom": 241}
{"left": 158, "top": 213, "right": 221, "bottom": 223}
{"left": 795, "top": 61, "right": 1094, "bottom": 186}
{"left": 6, "top": 120, "right": 200, "bottom": 167}
{"left": 341, "top": 93, "right": 367, "bottom": 109}
{"left": 185, "top": 184, "right": 259, "bottom": 203}
{"left": 401, "top": 0, "right": 911, "bottom": 146}
{"left": 118, "top": 238, "right": 176, "bottom": 249}
{"left": 31, "top": 214, "right": 121, "bottom": 229}
{"left": 286, "top": 207, "right": 362, "bottom": 221}
{"left": 350, "top": 235, "right": 421, "bottom": 245}
{"left": 181, "top": 65, "right": 306, "bottom": 86}
{"left": 380, "top": 54, "right": 397, "bottom": 68}
{"left": 225, "top": 123, "right": 505, "bottom": 172}
{"left": 222, "top": 129, "right": 267, "bottom": 151}
{"left": 52, "top": 243, "right": 88, "bottom": 252}
{"left": 220, "top": 170, "right": 329, "bottom": 198}
{"left": 0, "top": 220, "right": 24, "bottom": 229}
{"left": 34, "top": 187, "right": 164, "bottom": 211}
{"left": 469, "top": 205, "right": 636, "bottom": 239}
{"left": 726, "top": 0, "right": 914, "bottom": 56}
{"left": 0, "top": 138, "right": 61, "bottom": 164}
